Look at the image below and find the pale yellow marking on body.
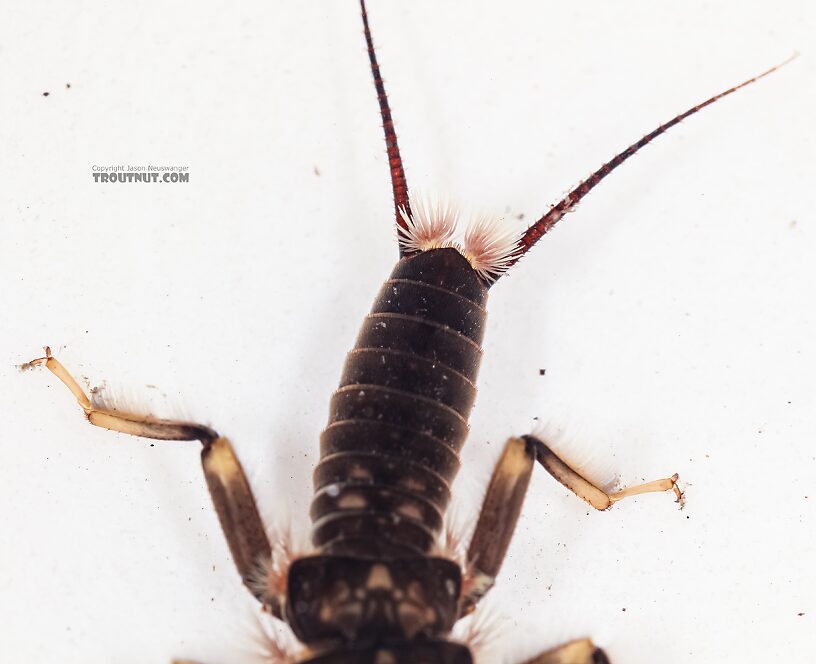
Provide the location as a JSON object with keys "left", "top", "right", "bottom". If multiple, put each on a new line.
{"left": 349, "top": 464, "right": 373, "bottom": 480}
{"left": 396, "top": 502, "right": 423, "bottom": 520}
{"left": 366, "top": 564, "right": 394, "bottom": 590}
{"left": 375, "top": 651, "right": 397, "bottom": 664}
{"left": 397, "top": 602, "right": 426, "bottom": 639}
{"left": 400, "top": 476, "right": 426, "bottom": 492}
{"left": 337, "top": 493, "right": 368, "bottom": 509}
{"left": 406, "top": 581, "right": 424, "bottom": 601}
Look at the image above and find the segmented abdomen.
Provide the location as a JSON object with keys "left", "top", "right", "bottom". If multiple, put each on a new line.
{"left": 311, "top": 247, "right": 488, "bottom": 557}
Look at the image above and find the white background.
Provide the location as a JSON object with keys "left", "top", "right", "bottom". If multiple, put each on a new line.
{"left": 1, "top": 1, "right": 814, "bottom": 663}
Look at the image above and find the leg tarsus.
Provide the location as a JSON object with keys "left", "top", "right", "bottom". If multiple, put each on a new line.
{"left": 525, "top": 434, "right": 682, "bottom": 511}
{"left": 27, "top": 346, "right": 92, "bottom": 410}
{"left": 609, "top": 472, "right": 682, "bottom": 505}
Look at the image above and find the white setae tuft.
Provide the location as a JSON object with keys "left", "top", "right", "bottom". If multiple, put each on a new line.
{"left": 461, "top": 215, "right": 522, "bottom": 283}
{"left": 398, "top": 197, "right": 459, "bottom": 253}
{"left": 398, "top": 194, "right": 522, "bottom": 283}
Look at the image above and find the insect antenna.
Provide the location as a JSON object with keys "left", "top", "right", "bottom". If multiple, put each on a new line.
{"left": 360, "top": 0, "right": 414, "bottom": 253}
{"left": 500, "top": 52, "right": 799, "bottom": 277}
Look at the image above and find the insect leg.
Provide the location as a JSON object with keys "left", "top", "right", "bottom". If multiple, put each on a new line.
{"left": 526, "top": 434, "right": 682, "bottom": 511}
{"left": 461, "top": 437, "right": 535, "bottom": 614}
{"left": 25, "top": 347, "right": 274, "bottom": 609}
{"left": 461, "top": 442, "right": 612, "bottom": 659}
{"left": 518, "top": 638, "right": 611, "bottom": 664}
{"left": 461, "top": 434, "right": 680, "bottom": 612}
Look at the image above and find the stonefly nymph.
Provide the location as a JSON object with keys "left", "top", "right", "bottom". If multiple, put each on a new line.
{"left": 26, "top": 1, "right": 796, "bottom": 662}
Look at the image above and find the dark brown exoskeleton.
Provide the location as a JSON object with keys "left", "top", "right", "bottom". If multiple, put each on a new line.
{"left": 26, "top": 2, "right": 796, "bottom": 663}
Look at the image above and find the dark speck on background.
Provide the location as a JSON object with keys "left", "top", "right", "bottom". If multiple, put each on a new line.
{"left": 42, "top": 91, "right": 49, "bottom": 97}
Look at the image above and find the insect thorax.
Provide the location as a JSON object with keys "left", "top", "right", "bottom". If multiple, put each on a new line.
{"left": 287, "top": 555, "right": 471, "bottom": 663}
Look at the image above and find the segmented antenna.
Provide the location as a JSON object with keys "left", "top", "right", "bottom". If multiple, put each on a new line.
{"left": 504, "top": 53, "right": 798, "bottom": 274}
{"left": 360, "top": 0, "right": 413, "bottom": 255}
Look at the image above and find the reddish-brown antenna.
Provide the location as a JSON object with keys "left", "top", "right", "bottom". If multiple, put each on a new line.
{"left": 360, "top": 0, "right": 413, "bottom": 255}
{"left": 504, "top": 53, "right": 798, "bottom": 274}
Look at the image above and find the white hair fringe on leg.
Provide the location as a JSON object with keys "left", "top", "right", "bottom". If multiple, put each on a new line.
{"left": 451, "top": 594, "right": 506, "bottom": 664}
